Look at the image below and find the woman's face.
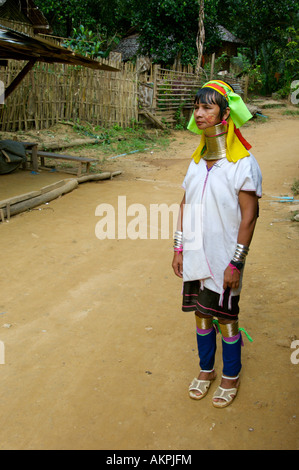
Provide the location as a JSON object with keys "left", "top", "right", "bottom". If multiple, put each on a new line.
{"left": 193, "top": 100, "right": 229, "bottom": 130}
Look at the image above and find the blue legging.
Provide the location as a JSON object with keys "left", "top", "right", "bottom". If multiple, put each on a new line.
{"left": 222, "top": 334, "right": 242, "bottom": 377}
{"left": 196, "top": 328, "right": 242, "bottom": 376}
{"left": 196, "top": 327, "right": 217, "bottom": 371}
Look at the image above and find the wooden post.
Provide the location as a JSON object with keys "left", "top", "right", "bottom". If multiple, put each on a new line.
{"left": 23, "top": 142, "right": 39, "bottom": 172}
{"left": 31, "top": 144, "right": 38, "bottom": 172}
{"left": 195, "top": 0, "right": 205, "bottom": 76}
{"left": 2, "top": 60, "right": 37, "bottom": 101}
{"left": 210, "top": 53, "right": 215, "bottom": 80}
{"left": 152, "top": 64, "right": 159, "bottom": 113}
{"left": 6, "top": 203, "right": 10, "bottom": 221}
{"left": 244, "top": 75, "right": 249, "bottom": 102}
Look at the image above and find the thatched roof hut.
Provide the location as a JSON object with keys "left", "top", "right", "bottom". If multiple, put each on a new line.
{"left": 114, "top": 25, "right": 244, "bottom": 64}
{"left": 216, "top": 25, "right": 243, "bottom": 57}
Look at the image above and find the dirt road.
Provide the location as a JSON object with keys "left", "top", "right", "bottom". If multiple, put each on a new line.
{"left": 0, "top": 108, "right": 298, "bottom": 450}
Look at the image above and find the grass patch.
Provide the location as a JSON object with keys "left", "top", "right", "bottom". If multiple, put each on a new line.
{"left": 72, "top": 122, "right": 171, "bottom": 157}
{"left": 282, "top": 109, "right": 299, "bottom": 116}
{"left": 261, "top": 103, "right": 287, "bottom": 109}
{"left": 243, "top": 114, "right": 268, "bottom": 127}
{"left": 291, "top": 179, "right": 299, "bottom": 196}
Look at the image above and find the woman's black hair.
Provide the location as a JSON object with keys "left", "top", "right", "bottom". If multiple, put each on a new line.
{"left": 194, "top": 81, "right": 235, "bottom": 120}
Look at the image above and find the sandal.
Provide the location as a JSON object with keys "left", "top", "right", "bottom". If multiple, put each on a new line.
{"left": 212, "top": 375, "right": 240, "bottom": 408}
{"left": 189, "top": 371, "right": 216, "bottom": 400}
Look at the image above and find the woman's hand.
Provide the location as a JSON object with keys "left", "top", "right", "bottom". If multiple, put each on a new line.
{"left": 223, "top": 264, "right": 240, "bottom": 290}
{"left": 172, "top": 252, "right": 183, "bottom": 278}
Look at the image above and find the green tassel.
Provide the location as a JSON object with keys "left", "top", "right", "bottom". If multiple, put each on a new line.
{"left": 239, "top": 327, "right": 253, "bottom": 342}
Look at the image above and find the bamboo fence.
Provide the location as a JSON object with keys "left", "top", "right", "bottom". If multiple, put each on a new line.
{"left": 154, "top": 65, "right": 205, "bottom": 125}
{"left": 0, "top": 60, "right": 138, "bottom": 131}
{"left": 149, "top": 65, "right": 248, "bottom": 126}
{"left": 0, "top": 19, "right": 248, "bottom": 131}
{"left": 0, "top": 58, "right": 248, "bottom": 132}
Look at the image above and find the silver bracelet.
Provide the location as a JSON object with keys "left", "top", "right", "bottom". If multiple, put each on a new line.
{"left": 232, "top": 243, "right": 249, "bottom": 263}
{"left": 173, "top": 230, "right": 183, "bottom": 250}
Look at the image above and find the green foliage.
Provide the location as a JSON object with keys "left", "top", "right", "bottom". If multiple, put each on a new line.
{"left": 34, "top": 0, "right": 120, "bottom": 37}
{"left": 174, "top": 103, "right": 188, "bottom": 129}
{"left": 63, "top": 25, "right": 119, "bottom": 59}
{"left": 34, "top": 0, "right": 298, "bottom": 95}
{"left": 128, "top": 0, "right": 221, "bottom": 66}
{"left": 72, "top": 122, "right": 170, "bottom": 156}
{"left": 233, "top": 52, "right": 264, "bottom": 93}
{"left": 219, "top": 0, "right": 298, "bottom": 55}
{"left": 291, "top": 179, "right": 299, "bottom": 196}
{"left": 272, "top": 26, "right": 299, "bottom": 97}
{"left": 218, "top": 0, "right": 299, "bottom": 95}
{"left": 63, "top": 25, "right": 105, "bottom": 58}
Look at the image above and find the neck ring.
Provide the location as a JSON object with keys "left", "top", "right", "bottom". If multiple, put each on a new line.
{"left": 203, "top": 122, "right": 227, "bottom": 161}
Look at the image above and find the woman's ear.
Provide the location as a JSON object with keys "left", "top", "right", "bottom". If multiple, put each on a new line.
{"left": 223, "top": 107, "right": 230, "bottom": 121}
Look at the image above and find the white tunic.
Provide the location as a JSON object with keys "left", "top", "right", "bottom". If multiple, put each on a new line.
{"left": 182, "top": 153, "right": 262, "bottom": 296}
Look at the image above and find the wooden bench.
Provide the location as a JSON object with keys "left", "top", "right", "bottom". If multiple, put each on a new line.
{"left": 26, "top": 150, "right": 96, "bottom": 176}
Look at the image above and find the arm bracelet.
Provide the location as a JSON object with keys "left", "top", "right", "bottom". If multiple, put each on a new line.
{"left": 231, "top": 243, "right": 249, "bottom": 264}
{"left": 173, "top": 230, "right": 183, "bottom": 252}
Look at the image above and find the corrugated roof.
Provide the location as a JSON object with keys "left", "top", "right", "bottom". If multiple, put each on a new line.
{"left": 0, "top": 25, "right": 119, "bottom": 71}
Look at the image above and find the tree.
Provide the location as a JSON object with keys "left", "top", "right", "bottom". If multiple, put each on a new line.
{"left": 35, "top": 0, "right": 220, "bottom": 65}
{"left": 126, "top": 0, "right": 219, "bottom": 66}
{"left": 34, "top": 0, "right": 298, "bottom": 94}
{"left": 195, "top": 0, "right": 205, "bottom": 75}
{"left": 218, "top": 0, "right": 299, "bottom": 94}
{"left": 34, "top": 0, "right": 120, "bottom": 37}
{"left": 218, "top": 0, "right": 298, "bottom": 61}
